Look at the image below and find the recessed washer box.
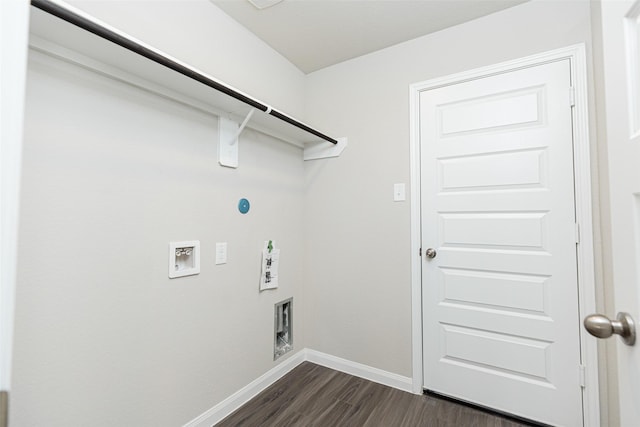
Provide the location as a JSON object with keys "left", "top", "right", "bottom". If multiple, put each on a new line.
{"left": 274, "top": 298, "right": 293, "bottom": 360}
{"left": 169, "top": 240, "right": 200, "bottom": 278}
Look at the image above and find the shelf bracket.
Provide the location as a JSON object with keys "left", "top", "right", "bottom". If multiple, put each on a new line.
{"left": 218, "top": 109, "right": 255, "bottom": 168}
{"left": 303, "top": 137, "right": 348, "bottom": 161}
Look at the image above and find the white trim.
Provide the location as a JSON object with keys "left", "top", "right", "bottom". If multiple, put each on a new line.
{"left": 182, "top": 350, "right": 306, "bottom": 427}
{"left": 0, "top": 0, "right": 30, "bottom": 392}
{"left": 304, "top": 349, "right": 413, "bottom": 393}
{"left": 182, "top": 348, "right": 413, "bottom": 426}
{"left": 569, "top": 44, "right": 600, "bottom": 427}
{"left": 408, "top": 85, "right": 424, "bottom": 395}
{"left": 408, "top": 44, "right": 599, "bottom": 427}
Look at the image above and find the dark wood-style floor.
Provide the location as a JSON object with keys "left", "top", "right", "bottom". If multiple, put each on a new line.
{"left": 216, "top": 362, "right": 532, "bottom": 427}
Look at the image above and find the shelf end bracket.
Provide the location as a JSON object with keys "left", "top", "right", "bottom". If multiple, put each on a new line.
{"left": 218, "top": 109, "right": 256, "bottom": 168}
{"left": 303, "top": 137, "right": 348, "bottom": 161}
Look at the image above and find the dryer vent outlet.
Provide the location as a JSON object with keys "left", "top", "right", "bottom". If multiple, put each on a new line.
{"left": 274, "top": 298, "right": 293, "bottom": 360}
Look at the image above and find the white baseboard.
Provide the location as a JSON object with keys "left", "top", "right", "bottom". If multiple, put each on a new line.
{"left": 183, "top": 348, "right": 414, "bottom": 427}
{"left": 304, "top": 349, "right": 413, "bottom": 393}
{"left": 182, "top": 350, "right": 306, "bottom": 427}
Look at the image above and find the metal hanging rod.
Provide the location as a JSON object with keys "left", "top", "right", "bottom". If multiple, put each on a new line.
{"left": 30, "top": 0, "right": 338, "bottom": 145}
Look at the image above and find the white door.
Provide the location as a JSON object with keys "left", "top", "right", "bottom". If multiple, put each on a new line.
{"left": 594, "top": 1, "right": 640, "bottom": 425}
{"left": 1, "top": 0, "right": 30, "bottom": 424}
{"left": 420, "top": 60, "right": 583, "bottom": 426}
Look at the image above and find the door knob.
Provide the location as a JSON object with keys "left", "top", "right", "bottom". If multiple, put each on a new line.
{"left": 584, "top": 312, "right": 636, "bottom": 346}
{"left": 425, "top": 248, "right": 437, "bottom": 259}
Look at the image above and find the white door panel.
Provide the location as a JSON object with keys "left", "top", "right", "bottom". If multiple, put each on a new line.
{"left": 439, "top": 149, "right": 547, "bottom": 190}
{"left": 436, "top": 305, "right": 555, "bottom": 338}
{"left": 440, "top": 268, "right": 548, "bottom": 313}
{"left": 438, "top": 191, "right": 551, "bottom": 213}
{"left": 437, "top": 249, "right": 553, "bottom": 276}
{"left": 439, "top": 88, "right": 544, "bottom": 136}
{"left": 440, "top": 324, "right": 551, "bottom": 379}
{"left": 440, "top": 212, "right": 548, "bottom": 249}
{"left": 421, "top": 59, "right": 582, "bottom": 426}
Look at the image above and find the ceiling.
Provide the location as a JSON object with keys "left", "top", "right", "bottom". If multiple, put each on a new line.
{"left": 211, "top": 0, "right": 529, "bottom": 74}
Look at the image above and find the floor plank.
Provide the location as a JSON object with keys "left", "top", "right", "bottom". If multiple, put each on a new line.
{"left": 216, "top": 362, "right": 534, "bottom": 427}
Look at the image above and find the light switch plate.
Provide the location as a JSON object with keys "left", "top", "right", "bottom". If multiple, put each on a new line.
{"left": 394, "top": 183, "right": 406, "bottom": 201}
{"left": 216, "top": 242, "right": 227, "bottom": 265}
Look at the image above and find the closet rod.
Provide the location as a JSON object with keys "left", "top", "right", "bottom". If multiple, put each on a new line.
{"left": 31, "top": 0, "right": 338, "bottom": 145}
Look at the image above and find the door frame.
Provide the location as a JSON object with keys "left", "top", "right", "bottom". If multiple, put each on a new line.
{"left": 408, "top": 44, "right": 599, "bottom": 426}
{"left": 1, "top": 0, "right": 30, "bottom": 420}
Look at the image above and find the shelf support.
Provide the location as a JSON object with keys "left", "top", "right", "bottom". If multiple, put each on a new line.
{"left": 219, "top": 109, "right": 256, "bottom": 168}
{"left": 304, "top": 137, "right": 348, "bottom": 161}
{"left": 231, "top": 109, "right": 255, "bottom": 146}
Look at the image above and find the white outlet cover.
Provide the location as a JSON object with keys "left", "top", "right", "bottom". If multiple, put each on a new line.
{"left": 169, "top": 240, "right": 200, "bottom": 278}
{"left": 394, "top": 183, "right": 406, "bottom": 201}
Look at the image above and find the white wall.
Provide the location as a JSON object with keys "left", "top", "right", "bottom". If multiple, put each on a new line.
{"left": 11, "top": 1, "right": 307, "bottom": 426}
{"left": 303, "top": 0, "right": 600, "bottom": 399}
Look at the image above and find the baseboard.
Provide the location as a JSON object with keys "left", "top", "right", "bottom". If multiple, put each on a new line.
{"left": 182, "top": 350, "right": 306, "bottom": 427}
{"left": 304, "top": 349, "right": 413, "bottom": 393}
{"left": 183, "top": 348, "right": 414, "bottom": 426}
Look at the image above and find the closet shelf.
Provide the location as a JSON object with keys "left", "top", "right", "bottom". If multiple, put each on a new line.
{"left": 29, "top": 0, "right": 347, "bottom": 160}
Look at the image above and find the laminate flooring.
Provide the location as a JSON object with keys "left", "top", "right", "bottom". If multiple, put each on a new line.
{"left": 216, "top": 362, "right": 533, "bottom": 427}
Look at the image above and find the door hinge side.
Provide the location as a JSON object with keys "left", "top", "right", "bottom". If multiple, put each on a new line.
{"left": 569, "top": 87, "right": 576, "bottom": 108}
{"left": 575, "top": 223, "right": 580, "bottom": 244}
{"left": 579, "top": 365, "right": 586, "bottom": 388}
